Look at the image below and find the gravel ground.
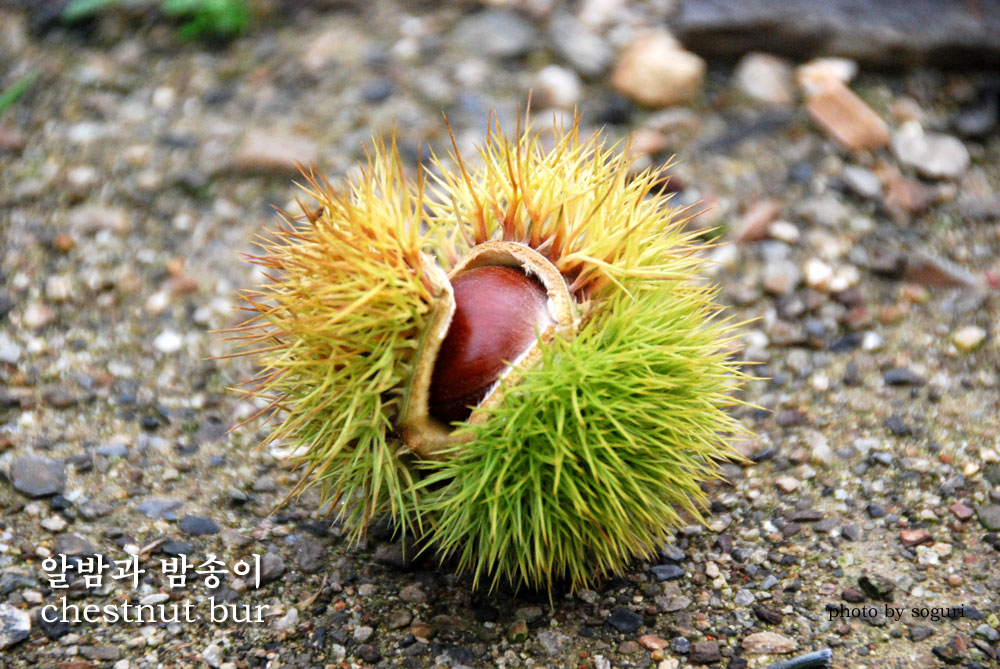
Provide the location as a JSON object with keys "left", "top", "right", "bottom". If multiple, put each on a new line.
{"left": 1, "top": 2, "right": 999, "bottom": 668}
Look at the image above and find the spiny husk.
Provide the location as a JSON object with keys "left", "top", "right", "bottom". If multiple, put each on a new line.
{"left": 230, "top": 141, "right": 445, "bottom": 539}
{"left": 418, "top": 278, "right": 750, "bottom": 591}
{"left": 230, "top": 117, "right": 751, "bottom": 591}
{"left": 424, "top": 117, "right": 707, "bottom": 300}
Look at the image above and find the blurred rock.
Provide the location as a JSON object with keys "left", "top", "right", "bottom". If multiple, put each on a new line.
{"left": 0, "top": 126, "right": 26, "bottom": 155}
{"left": 67, "top": 205, "right": 131, "bottom": 235}
{"left": 732, "top": 199, "right": 782, "bottom": 243}
{"left": 612, "top": 31, "right": 705, "bottom": 108}
{"left": 532, "top": 65, "right": 582, "bottom": 110}
{"left": 763, "top": 259, "right": 802, "bottom": 296}
{"left": 233, "top": 129, "right": 319, "bottom": 174}
{"left": 841, "top": 165, "right": 882, "bottom": 200}
{"left": 734, "top": 53, "right": 794, "bottom": 105}
{"left": 671, "top": 0, "right": 1000, "bottom": 68}
{"left": 891, "top": 122, "right": 970, "bottom": 180}
{"left": 548, "top": 12, "right": 613, "bottom": 77}
{"left": 903, "top": 252, "right": 979, "bottom": 288}
{"left": 796, "top": 57, "right": 858, "bottom": 96}
{"left": 455, "top": 9, "right": 537, "bottom": 59}
{"left": 806, "top": 81, "right": 889, "bottom": 152}
{"left": 952, "top": 326, "right": 986, "bottom": 353}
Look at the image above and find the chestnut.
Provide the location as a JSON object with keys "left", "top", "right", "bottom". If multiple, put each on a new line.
{"left": 429, "top": 265, "right": 551, "bottom": 424}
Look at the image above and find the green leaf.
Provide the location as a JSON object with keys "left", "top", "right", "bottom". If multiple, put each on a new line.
{"left": 0, "top": 72, "right": 37, "bottom": 118}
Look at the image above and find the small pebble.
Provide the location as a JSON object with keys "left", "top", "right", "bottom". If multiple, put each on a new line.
{"left": 742, "top": 631, "right": 797, "bottom": 654}
{"left": 154, "top": 330, "right": 183, "bottom": 354}
{"left": 892, "top": 121, "right": 970, "bottom": 179}
{"left": 952, "top": 326, "right": 986, "bottom": 353}
{"left": 612, "top": 31, "right": 705, "bottom": 108}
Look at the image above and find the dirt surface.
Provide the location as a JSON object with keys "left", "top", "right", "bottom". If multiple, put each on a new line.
{"left": 1, "top": 2, "right": 999, "bottom": 668}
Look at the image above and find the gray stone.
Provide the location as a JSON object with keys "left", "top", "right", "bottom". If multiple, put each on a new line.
{"left": 538, "top": 629, "right": 570, "bottom": 655}
{"left": 399, "top": 583, "right": 427, "bottom": 603}
{"left": 373, "top": 540, "right": 418, "bottom": 570}
{"left": 0, "top": 603, "right": 30, "bottom": 650}
{"left": 251, "top": 475, "right": 276, "bottom": 492}
{"left": 256, "top": 553, "right": 285, "bottom": 586}
{"left": 671, "top": 0, "right": 1000, "bottom": 68}
{"left": 9, "top": 456, "right": 65, "bottom": 498}
{"left": 80, "top": 646, "right": 122, "bottom": 661}
{"left": 353, "top": 625, "right": 374, "bottom": 643}
{"left": 55, "top": 533, "right": 98, "bottom": 557}
{"left": 178, "top": 515, "right": 220, "bottom": 535}
{"left": 976, "top": 505, "right": 1000, "bottom": 532}
{"left": 548, "top": 12, "right": 613, "bottom": 77}
{"left": 652, "top": 564, "right": 685, "bottom": 580}
{"left": 454, "top": 9, "right": 537, "bottom": 59}
{"left": 295, "top": 536, "right": 325, "bottom": 573}
{"left": 96, "top": 443, "right": 128, "bottom": 457}
{"left": 763, "top": 259, "right": 802, "bottom": 296}
{"left": 137, "top": 498, "right": 183, "bottom": 520}
{"left": 607, "top": 607, "right": 642, "bottom": 634}
{"left": 841, "top": 165, "right": 883, "bottom": 200}
{"left": 515, "top": 605, "right": 543, "bottom": 622}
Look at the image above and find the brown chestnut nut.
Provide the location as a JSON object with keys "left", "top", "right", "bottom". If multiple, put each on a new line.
{"left": 429, "top": 265, "right": 551, "bottom": 423}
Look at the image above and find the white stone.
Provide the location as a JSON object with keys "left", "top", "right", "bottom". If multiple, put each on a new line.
{"left": 45, "top": 275, "right": 73, "bottom": 302}
{"left": 775, "top": 476, "right": 800, "bottom": 493}
{"left": 861, "top": 331, "right": 884, "bottom": 352}
{"left": 532, "top": 65, "right": 582, "bottom": 110}
{"left": 768, "top": 220, "right": 800, "bottom": 244}
{"left": 201, "top": 643, "right": 224, "bottom": 668}
{"left": 892, "top": 121, "right": 970, "bottom": 179}
{"left": 0, "top": 332, "right": 21, "bottom": 364}
{"left": 67, "top": 165, "right": 99, "bottom": 189}
{"left": 795, "top": 57, "right": 858, "bottom": 96}
{"left": 0, "top": 603, "right": 30, "bottom": 650}
{"left": 804, "top": 258, "right": 834, "bottom": 291}
{"left": 734, "top": 52, "right": 794, "bottom": 105}
{"left": 952, "top": 325, "right": 986, "bottom": 353}
{"left": 153, "top": 330, "right": 182, "bottom": 354}
{"left": 273, "top": 607, "right": 298, "bottom": 632}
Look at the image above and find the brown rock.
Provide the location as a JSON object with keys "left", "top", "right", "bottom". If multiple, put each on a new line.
{"left": 806, "top": 81, "right": 889, "bottom": 151}
{"left": 732, "top": 198, "right": 782, "bottom": 243}
{"left": 949, "top": 502, "right": 974, "bottom": 521}
{"left": 638, "top": 634, "right": 669, "bottom": 650}
{"left": 67, "top": 205, "right": 131, "bottom": 235}
{"left": 742, "top": 631, "right": 798, "bottom": 654}
{"left": 882, "top": 169, "right": 932, "bottom": 221}
{"left": 234, "top": 129, "right": 319, "bottom": 174}
{"left": 903, "top": 252, "right": 979, "bottom": 288}
{"left": 900, "top": 528, "right": 932, "bottom": 547}
{"left": 627, "top": 128, "right": 669, "bottom": 157}
{"left": 690, "top": 641, "right": 721, "bottom": 664}
{"left": 612, "top": 31, "right": 705, "bottom": 108}
{"left": 0, "top": 125, "right": 26, "bottom": 154}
